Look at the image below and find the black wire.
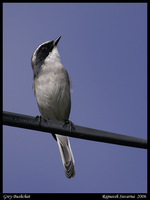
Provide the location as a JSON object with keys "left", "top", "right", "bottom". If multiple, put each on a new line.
{"left": 3, "top": 111, "right": 147, "bottom": 149}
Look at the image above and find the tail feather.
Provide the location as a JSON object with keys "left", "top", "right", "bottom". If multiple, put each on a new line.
{"left": 64, "top": 161, "right": 75, "bottom": 178}
{"left": 56, "top": 135, "right": 75, "bottom": 178}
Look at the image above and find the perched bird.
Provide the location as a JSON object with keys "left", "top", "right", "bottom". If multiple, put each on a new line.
{"left": 31, "top": 36, "right": 75, "bottom": 178}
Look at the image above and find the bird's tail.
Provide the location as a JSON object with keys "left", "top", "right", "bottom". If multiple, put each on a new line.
{"left": 56, "top": 135, "right": 75, "bottom": 178}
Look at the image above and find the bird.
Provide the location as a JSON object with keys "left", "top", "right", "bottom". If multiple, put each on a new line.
{"left": 31, "top": 36, "right": 75, "bottom": 178}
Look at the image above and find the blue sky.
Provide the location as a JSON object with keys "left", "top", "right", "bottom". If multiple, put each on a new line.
{"left": 3, "top": 3, "right": 147, "bottom": 193}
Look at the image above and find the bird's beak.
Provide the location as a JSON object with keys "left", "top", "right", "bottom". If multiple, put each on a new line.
{"left": 54, "top": 36, "right": 61, "bottom": 46}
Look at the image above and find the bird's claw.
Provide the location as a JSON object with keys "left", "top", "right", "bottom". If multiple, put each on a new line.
{"left": 63, "top": 119, "right": 75, "bottom": 133}
{"left": 35, "top": 115, "right": 47, "bottom": 125}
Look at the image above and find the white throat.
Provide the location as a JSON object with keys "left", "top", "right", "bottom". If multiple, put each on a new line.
{"left": 45, "top": 46, "right": 61, "bottom": 65}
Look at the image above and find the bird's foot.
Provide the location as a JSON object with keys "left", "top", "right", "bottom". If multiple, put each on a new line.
{"left": 35, "top": 115, "right": 47, "bottom": 125}
{"left": 63, "top": 119, "right": 75, "bottom": 133}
